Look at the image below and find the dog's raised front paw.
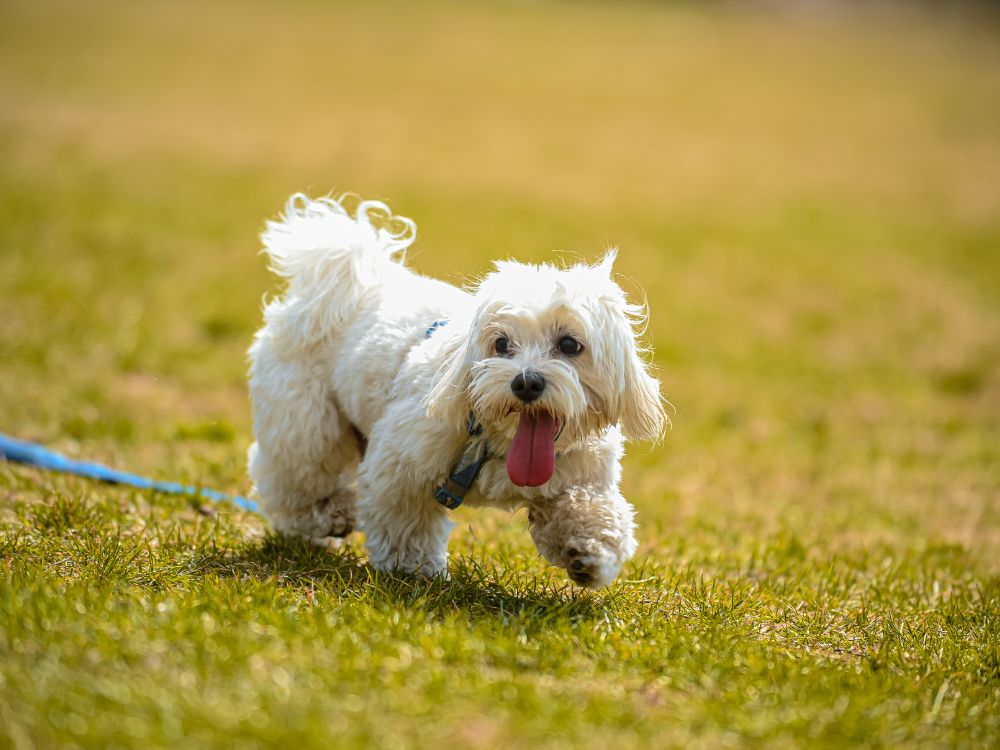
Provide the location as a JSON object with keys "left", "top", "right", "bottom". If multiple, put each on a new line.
{"left": 563, "top": 539, "right": 622, "bottom": 589}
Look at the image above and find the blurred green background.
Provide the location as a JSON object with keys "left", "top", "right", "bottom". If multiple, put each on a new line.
{"left": 1, "top": 1, "right": 999, "bottom": 747}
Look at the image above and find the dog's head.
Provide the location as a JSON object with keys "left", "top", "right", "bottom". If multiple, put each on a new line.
{"left": 426, "top": 252, "right": 666, "bottom": 487}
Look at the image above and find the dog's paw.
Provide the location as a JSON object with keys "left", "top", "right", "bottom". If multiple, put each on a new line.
{"left": 308, "top": 535, "right": 346, "bottom": 550}
{"left": 364, "top": 529, "right": 450, "bottom": 579}
{"left": 311, "top": 494, "right": 355, "bottom": 538}
{"left": 563, "top": 539, "right": 622, "bottom": 589}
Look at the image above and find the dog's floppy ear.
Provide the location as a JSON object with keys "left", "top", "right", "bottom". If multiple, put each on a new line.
{"left": 425, "top": 322, "right": 477, "bottom": 430}
{"left": 592, "top": 254, "right": 667, "bottom": 442}
{"left": 618, "top": 333, "right": 666, "bottom": 443}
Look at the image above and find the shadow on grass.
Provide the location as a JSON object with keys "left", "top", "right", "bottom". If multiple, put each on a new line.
{"left": 194, "top": 532, "right": 619, "bottom": 625}
{"left": 1, "top": 490, "right": 631, "bottom": 626}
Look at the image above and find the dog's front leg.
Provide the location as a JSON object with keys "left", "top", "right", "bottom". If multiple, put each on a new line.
{"left": 527, "top": 485, "right": 638, "bottom": 589}
{"left": 357, "top": 426, "right": 453, "bottom": 578}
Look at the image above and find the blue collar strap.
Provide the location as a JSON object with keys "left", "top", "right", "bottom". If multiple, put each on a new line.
{"left": 433, "top": 412, "right": 489, "bottom": 510}
{"left": 426, "top": 320, "right": 448, "bottom": 338}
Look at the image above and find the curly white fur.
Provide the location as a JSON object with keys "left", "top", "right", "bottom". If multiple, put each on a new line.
{"left": 248, "top": 194, "right": 666, "bottom": 588}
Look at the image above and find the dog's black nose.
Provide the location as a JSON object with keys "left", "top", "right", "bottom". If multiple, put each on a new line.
{"left": 511, "top": 371, "right": 546, "bottom": 403}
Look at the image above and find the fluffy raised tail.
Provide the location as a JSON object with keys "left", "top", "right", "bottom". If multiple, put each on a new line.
{"left": 259, "top": 193, "right": 416, "bottom": 352}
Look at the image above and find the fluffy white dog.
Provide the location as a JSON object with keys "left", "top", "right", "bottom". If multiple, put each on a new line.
{"left": 247, "top": 194, "right": 666, "bottom": 588}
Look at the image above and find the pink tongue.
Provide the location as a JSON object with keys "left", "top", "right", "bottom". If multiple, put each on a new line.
{"left": 506, "top": 412, "right": 559, "bottom": 487}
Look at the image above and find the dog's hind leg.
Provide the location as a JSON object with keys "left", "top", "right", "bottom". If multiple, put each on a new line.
{"left": 247, "top": 341, "right": 361, "bottom": 543}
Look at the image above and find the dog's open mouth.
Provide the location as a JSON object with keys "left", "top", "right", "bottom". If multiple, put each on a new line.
{"left": 506, "top": 411, "right": 559, "bottom": 487}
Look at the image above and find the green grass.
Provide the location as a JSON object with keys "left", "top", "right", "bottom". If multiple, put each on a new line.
{"left": 1, "top": 0, "right": 999, "bottom": 747}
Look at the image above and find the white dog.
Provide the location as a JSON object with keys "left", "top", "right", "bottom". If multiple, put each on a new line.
{"left": 247, "top": 194, "right": 666, "bottom": 588}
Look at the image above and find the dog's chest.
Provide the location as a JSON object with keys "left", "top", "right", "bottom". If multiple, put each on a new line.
{"left": 456, "top": 452, "right": 567, "bottom": 510}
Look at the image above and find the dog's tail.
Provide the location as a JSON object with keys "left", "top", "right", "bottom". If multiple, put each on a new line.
{"left": 259, "top": 193, "right": 416, "bottom": 351}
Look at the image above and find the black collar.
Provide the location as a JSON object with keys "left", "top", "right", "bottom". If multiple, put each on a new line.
{"left": 433, "top": 412, "right": 489, "bottom": 510}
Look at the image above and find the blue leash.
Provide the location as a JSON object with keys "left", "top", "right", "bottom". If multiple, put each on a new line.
{"left": 0, "top": 433, "right": 258, "bottom": 513}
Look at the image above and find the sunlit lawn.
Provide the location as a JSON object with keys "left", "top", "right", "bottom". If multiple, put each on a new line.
{"left": 1, "top": 1, "right": 998, "bottom": 748}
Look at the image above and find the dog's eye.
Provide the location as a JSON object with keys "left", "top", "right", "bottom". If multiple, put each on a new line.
{"left": 495, "top": 336, "right": 510, "bottom": 356}
{"left": 557, "top": 336, "right": 583, "bottom": 356}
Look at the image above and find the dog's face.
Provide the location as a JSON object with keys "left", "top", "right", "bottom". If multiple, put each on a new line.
{"left": 427, "top": 252, "right": 665, "bottom": 487}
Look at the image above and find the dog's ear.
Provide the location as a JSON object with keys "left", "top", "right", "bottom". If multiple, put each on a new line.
{"left": 617, "top": 332, "right": 666, "bottom": 443}
{"left": 590, "top": 265, "right": 667, "bottom": 443}
{"left": 425, "top": 324, "right": 476, "bottom": 430}
{"left": 595, "top": 248, "right": 618, "bottom": 278}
